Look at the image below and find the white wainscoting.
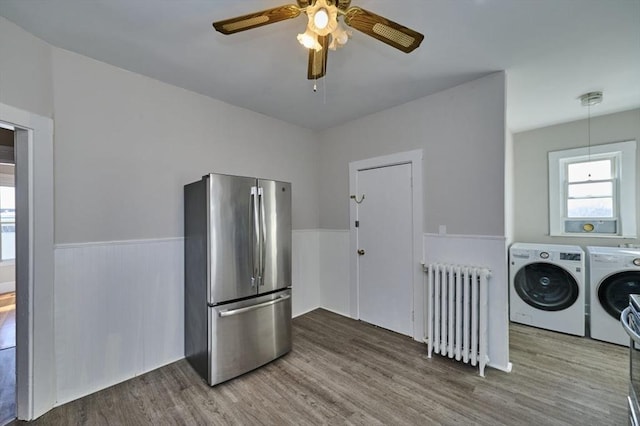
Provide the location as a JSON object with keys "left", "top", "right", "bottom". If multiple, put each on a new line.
{"left": 53, "top": 231, "right": 506, "bottom": 405}
{"left": 292, "top": 230, "right": 320, "bottom": 317}
{"left": 313, "top": 229, "right": 512, "bottom": 373}
{"left": 423, "top": 233, "right": 512, "bottom": 373}
{"left": 292, "top": 229, "right": 350, "bottom": 317}
{"left": 319, "top": 230, "right": 350, "bottom": 317}
{"left": 53, "top": 232, "right": 327, "bottom": 405}
{"left": 54, "top": 238, "right": 184, "bottom": 405}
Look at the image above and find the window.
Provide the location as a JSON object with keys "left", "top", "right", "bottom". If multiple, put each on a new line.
{"left": 0, "top": 186, "right": 14, "bottom": 260}
{"left": 548, "top": 140, "right": 636, "bottom": 237}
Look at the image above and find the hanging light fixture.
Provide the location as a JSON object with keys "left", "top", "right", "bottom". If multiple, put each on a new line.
{"left": 329, "top": 22, "right": 352, "bottom": 50}
{"left": 297, "top": 0, "right": 341, "bottom": 49}
{"left": 578, "top": 91, "right": 603, "bottom": 179}
{"left": 297, "top": 28, "right": 322, "bottom": 51}
{"left": 313, "top": 7, "right": 329, "bottom": 29}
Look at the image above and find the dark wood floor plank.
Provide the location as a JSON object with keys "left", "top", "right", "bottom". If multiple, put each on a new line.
{"left": 9, "top": 308, "right": 629, "bottom": 425}
{"left": 0, "top": 347, "right": 16, "bottom": 426}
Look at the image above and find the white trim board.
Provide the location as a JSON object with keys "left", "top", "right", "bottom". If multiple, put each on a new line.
{"left": 1, "top": 102, "right": 55, "bottom": 420}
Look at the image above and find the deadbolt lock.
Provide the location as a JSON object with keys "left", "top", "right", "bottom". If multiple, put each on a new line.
{"left": 357, "top": 249, "right": 365, "bottom": 256}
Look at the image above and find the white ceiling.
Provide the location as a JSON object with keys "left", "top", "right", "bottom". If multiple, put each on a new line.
{"left": 1, "top": 0, "right": 638, "bottom": 132}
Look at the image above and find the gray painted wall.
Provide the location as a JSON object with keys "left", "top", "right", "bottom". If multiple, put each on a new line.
{"left": 51, "top": 48, "right": 320, "bottom": 244}
{"left": 0, "top": 17, "right": 53, "bottom": 118}
{"left": 318, "top": 72, "right": 506, "bottom": 236}
{"left": 512, "top": 108, "right": 640, "bottom": 246}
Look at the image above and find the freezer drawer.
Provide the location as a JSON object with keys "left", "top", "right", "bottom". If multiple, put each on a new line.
{"left": 208, "top": 289, "right": 291, "bottom": 385}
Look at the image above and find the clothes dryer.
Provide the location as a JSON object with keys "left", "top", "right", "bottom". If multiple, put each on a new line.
{"left": 509, "top": 243, "right": 585, "bottom": 336}
{"left": 587, "top": 246, "right": 640, "bottom": 346}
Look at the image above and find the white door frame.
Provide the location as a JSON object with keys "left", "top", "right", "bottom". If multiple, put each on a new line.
{"left": 1, "top": 102, "right": 55, "bottom": 420}
{"left": 348, "top": 149, "right": 423, "bottom": 341}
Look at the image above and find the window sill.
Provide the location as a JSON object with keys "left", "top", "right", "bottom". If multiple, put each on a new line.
{"left": 550, "top": 233, "right": 637, "bottom": 239}
{"left": 0, "top": 259, "right": 15, "bottom": 266}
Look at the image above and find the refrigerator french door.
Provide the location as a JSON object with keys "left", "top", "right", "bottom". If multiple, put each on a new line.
{"left": 184, "top": 173, "right": 292, "bottom": 386}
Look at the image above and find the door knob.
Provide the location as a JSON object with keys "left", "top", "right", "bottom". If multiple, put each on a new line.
{"left": 357, "top": 249, "right": 365, "bottom": 256}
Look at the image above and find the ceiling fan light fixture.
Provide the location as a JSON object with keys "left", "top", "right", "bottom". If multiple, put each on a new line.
{"left": 313, "top": 8, "right": 329, "bottom": 29}
{"left": 212, "top": 0, "right": 425, "bottom": 80}
{"left": 329, "top": 22, "right": 351, "bottom": 50}
{"left": 306, "top": 0, "right": 338, "bottom": 36}
{"left": 297, "top": 28, "right": 322, "bottom": 51}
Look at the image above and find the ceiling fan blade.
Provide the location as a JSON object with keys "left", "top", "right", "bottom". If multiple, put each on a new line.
{"left": 343, "top": 7, "right": 424, "bottom": 53}
{"left": 213, "top": 5, "right": 301, "bottom": 35}
{"left": 308, "top": 35, "right": 329, "bottom": 80}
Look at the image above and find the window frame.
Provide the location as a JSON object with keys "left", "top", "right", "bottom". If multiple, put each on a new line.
{"left": 548, "top": 140, "right": 637, "bottom": 238}
{"left": 564, "top": 155, "right": 617, "bottom": 219}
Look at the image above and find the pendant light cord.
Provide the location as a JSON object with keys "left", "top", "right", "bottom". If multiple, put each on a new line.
{"left": 587, "top": 102, "right": 592, "bottom": 179}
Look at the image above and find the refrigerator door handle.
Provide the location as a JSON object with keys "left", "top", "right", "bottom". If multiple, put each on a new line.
{"left": 251, "top": 186, "right": 260, "bottom": 287}
{"left": 258, "top": 186, "right": 266, "bottom": 286}
{"left": 218, "top": 294, "right": 291, "bottom": 317}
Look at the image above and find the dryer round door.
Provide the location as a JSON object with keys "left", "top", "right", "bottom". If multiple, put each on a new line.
{"left": 513, "top": 262, "right": 579, "bottom": 311}
{"left": 597, "top": 271, "right": 640, "bottom": 319}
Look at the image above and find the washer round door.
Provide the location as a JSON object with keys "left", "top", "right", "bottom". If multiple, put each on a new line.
{"left": 513, "top": 262, "right": 579, "bottom": 311}
{"left": 597, "top": 271, "right": 640, "bottom": 319}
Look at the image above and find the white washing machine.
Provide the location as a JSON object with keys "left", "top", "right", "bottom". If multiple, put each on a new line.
{"left": 509, "top": 243, "right": 585, "bottom": 336}
{"left": 587, "top": 246, "right": 640, "bottom": 346}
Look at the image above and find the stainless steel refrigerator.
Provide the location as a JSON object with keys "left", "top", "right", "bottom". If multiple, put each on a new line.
{"left": 184, "top": 173, "right": 292, "bottom": 386}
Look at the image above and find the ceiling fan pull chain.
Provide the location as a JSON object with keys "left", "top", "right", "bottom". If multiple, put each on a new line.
{"left": 323, "top": 73, "right": 327, "bottom": 104}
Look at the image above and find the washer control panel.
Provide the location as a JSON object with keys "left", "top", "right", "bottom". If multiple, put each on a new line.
{"left": 560, "top": 252, "right": 582, "bottom": 261}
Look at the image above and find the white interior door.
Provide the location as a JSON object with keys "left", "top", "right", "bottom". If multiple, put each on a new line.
{"left": 357, "top": 163, "right": 413, "bottom": 336}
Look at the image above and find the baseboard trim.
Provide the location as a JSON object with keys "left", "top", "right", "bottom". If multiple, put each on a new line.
{"left": 488, "top": 361, "right": 513, "bottom": 373}
{"left": 292, "top": 306, "right": 321, "bottom": 318}
{"left": 317, "top": 306, "right": 353, "bottom": 319}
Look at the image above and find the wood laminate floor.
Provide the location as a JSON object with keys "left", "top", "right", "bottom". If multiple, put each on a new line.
{"left": 0, "top": 292, "right": 15, "bottom": 351}
{"left": 0, "top": 292, "right": 16, "bottom": 426}
{"left": 10, "top": 309, "right": 628, "bottom": 425}
{"left": 0, "top": 347, "right": 16, "bottom": 426}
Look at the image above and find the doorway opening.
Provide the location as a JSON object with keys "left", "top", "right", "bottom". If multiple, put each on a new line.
{"left": 0, "top": 125, "right": 16, "bottom": 425}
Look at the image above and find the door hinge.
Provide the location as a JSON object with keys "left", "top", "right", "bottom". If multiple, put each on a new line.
{"left": 355, "top": 220, "right": 359, "bottom": 228}
{"left": 411, "top": 310, "right": 414, "bottom": 322}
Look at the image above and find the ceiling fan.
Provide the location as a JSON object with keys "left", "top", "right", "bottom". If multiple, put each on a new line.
{"left": 212, "top": 0, "right": 424, "bottom": 80}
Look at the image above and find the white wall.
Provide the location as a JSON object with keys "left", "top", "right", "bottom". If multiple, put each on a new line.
{"left": 505, "top": 130, "right": 514, "bottom": 245}
{"left": 47, "top": 47, "right": 323, "bottom": 404}
{"left": 1, "top": 15, "right": 513, "bottom": 412}
{"left": 54, "top": 239, "right": 183, "bottom": 405}
{"left": 318, "top": 72, "right": 506, "bottom": 236}
{"left": 316, "top": 73, "right": 509, "bottom": 371}
{"left": 318, "top": 230, "right": 350, "bottom": 317}
{"left": 0, "top": 17, "right": 53, "bottom": 118}
{"left": 2, "top": 16, "right": 324, "bottom": 412}
{"left": 51, "top": 48, "right": 320, "bottom": 244}
{"left": 423, "top": 234, "right": 510, "bottom": 373}
{"left": 512, "top": 108, "right": 640, "bottom": 246}
{"left": 292, "top": 230, "right": 321, "bottom": 317}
